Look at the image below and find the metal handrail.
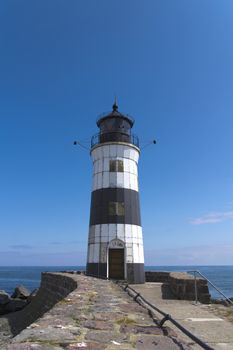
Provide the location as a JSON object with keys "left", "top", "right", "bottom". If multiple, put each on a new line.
{"left": 120, "top": 283, "right": 214, "bottom": 350}
{"left": 91, "top": 132, "right": 140, "bottom": 148}
{"left": 187, "top": 270, "right": 233, "bottom": 306}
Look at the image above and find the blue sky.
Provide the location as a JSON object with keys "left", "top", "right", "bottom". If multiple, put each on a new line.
{"left": 0, "top": 0, "right": 233, "bottom": 266}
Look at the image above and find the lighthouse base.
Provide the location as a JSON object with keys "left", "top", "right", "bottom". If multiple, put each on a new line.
{"left": 86, "top": 262, "right": 145, "bottom": 284}
{"left": 126, "top": 263, "right": 145, "bottom": 284}
{"left": 86, "top": 263, "right": 107, "bottom": 279}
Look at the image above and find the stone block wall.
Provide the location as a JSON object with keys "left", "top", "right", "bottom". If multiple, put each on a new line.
{"left": 168, "top": 272, "right": 210, "bottom": 303}
{"left": 6, "top": 272, "right": 78, "bottom": 336}
{"left": 145, "top": 271, "right": 210, "bottom": 304}
{"left": 145, "top": 271, "right": 170, "bottom": 283}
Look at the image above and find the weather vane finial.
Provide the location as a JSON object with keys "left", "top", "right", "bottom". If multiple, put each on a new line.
{"left": 112, "top": 95, "right": 118, "bottom": 111}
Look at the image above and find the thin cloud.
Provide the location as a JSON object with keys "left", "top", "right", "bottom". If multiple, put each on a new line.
{"left": 190, "top": 211, "right": 233, "bottom": 225}
{"left": 145, "top": 243, "right": 233, "bottom": 265}
{"left": 10, "top": 244, "right": 34, "bottom": 249}
{"left": 49, "top": 240, "right": 85, "bottom": 245}
{"left": 0, "top": 250, "right": 86, "bottom": 266}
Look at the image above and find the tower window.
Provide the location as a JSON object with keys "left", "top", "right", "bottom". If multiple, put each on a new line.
{"left": 109, "top": 202, "right": 125, "bottom": 216}
{"left": 109, "top": 160, "right": 124, "bottom": 172}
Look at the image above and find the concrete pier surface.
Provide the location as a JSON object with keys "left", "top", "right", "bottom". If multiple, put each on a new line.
{"left": 2, "top": 275, "right": 191, "bottom": 350}
{"left": 130, "top": 282, "right": 233, "bottom": 350}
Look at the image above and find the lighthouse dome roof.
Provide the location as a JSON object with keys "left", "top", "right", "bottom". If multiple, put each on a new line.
{"left": 97, "top": 102, "right": 134, "bottom": 128}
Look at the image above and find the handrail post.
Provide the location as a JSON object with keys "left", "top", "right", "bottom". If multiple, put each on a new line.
{"left": 188, "top": 270, "right": 233, "bottom": 306}
{"left": 194, "top": 271, "right": 198, "bottom": 304}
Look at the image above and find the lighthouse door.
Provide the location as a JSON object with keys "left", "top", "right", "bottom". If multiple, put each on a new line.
{"left": 109, "top": 249, "right": 124, "bottom": 280}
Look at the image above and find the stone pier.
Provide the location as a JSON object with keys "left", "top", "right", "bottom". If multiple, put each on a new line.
{"left": 1, "top": 273, "right": 190, "bottom": 350}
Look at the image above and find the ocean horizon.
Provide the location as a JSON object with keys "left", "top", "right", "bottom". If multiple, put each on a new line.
{"left": 0, "top": 265, "right": 233, "bottom": 300}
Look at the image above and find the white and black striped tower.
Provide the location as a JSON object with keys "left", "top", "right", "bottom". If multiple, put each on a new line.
{"left": 86, "top": 101, "right": 145, "bottom": 283}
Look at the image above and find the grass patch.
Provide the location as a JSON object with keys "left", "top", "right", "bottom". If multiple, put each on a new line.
{"left": 116, "top": 317, "right": 136, "bottom": 325}
{"left": 226, "top": 308, "right": 233, "bottom": 322}
{"left": 58, "top": 299, "right": 73, "bottom": 304}
{"left": 27, "top": 339, "right": 60, "bottom": 346}
{"left": 129, "top": 334, "right": 137, "bottom": 347}
{"left": 72, "top": 318, "right": 81, "bottom": 326}
{"left": 87, "top": 291, "right": 98, "bottom": 302}
{"left": 212, "top": 305, "right": 233, "bottom": 325}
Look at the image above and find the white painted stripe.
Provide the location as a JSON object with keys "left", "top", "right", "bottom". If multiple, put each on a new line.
{"left": 103, "top": 158, "right": 109, "bottom": 172}
{"left": 91, "top": 144, "right": 140, "bottom": 163}
{"left": 88, "top": 244, "right": 94, "bottom": 262}
{"left": 88, "top": 243, "right": 102, "bottom": 263}
{"left": 93, "top": 243, "right": 100, "bottom": 262}
{"left": 109, "top": 223, "right": 117, "bottom": 240}
{"left": 125, "top": 224, "right": 132, "bottom": 238}
{"left": 92, "top": 172, "right": 138, "bottom": 191}
{"left": 100, "top": 242, "right": 107, "bottom": 263}
{"left": 123, "top": 172, "right": 130, "bottom": 188}
{"left": 133, "top": 244, "right": 139, "bottom": 262}
{"left": 101, "top": 224, "right": 108, "bottom": 237}
{"left": 88, "top": 224, "right": 143, "bottom": 263}
{"left": 97, "top": 173, "right": 102, "bottom": 188}
{"left": 186, "top": 318, "right": 223, "bottom": 322}
{"left": 126, "top": 245, "right": 133, "bottom": 257}
{"left": 100, "top": 235, "right": 109, "bottom": 243}
{"left": 109, "top": 145, "right": 117, "bottom": 158}
{"left": 116, "top": 145, "right": 124, "bottom": 158}
{"left": 88, "top": 226, "right": 95, "bottom": 244}
{"left": 103, "top": 145, "right": 110, "bottom": 158}
{"left": 109, "top": 172, "right": 117, "bottom": 188}
{"left": 138, "top": 244, "right": 144, "bottom": 263}
{"left": 116, "top": 224, "right": 124, "bottom": 240}
{"left": 93, "top": 158, "right": 138, "bottom": 176}
{"left": 123, "top": 147, "right": 130, "bottom": 159}
{"left": 117, "top": 172, "right": 124, "bottom": 187}
{"left": 131, "top": 225, "right": 138, "bottom": 239}
{"left": 126, "top": 256, "right": 133, "bottom": 263}
{"left": 103, "top": 172, "right": 108, "bottom": 187}
{"left": 91, "top": 143, "right": 140, "bottom": 191}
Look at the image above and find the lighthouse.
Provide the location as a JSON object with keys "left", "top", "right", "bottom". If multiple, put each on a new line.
{"left": 86, "top": 102, "right": 145, "bottom": 283}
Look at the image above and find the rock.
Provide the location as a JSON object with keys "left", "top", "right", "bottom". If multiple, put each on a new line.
{"left": 30, "top": 288, "right": 38, "bottom": 297}
{"left": 135, "top": 335, "right": 186, "bottom": 350}
{"left": 83, "top": 320, "right": 113, "bottom": 330}
{"left": 11, "top": 285, "right": 30, "bottom": 299}
{"left": 7, "top": 344, "right": 62, "bottom": 350}
{"left": 27, "top": 288, "right": 38, "bottom": 303}
{"left": 4, "top": 298, "right": 27, "bottom": 313}
{"left": 211, "top": 298, "right": 233, "bottom": 306}
{"left": 120, "top": 324, "right": 163, "bottom": 335}
{"left": 0, "top": 286, "right": 32, "bottom": 315}
{"left": 85, "top": 331, "right": 115, "bottom": 343}
{"left": 0, "top": 290, "right": 10, "bottom": 305}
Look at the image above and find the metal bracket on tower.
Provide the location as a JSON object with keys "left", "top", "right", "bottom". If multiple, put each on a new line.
{"left": 73, "top": 140, "right": 90, "bottom": 151}
{"left": 141, "top": 139, "right": 157, "bottom": 150}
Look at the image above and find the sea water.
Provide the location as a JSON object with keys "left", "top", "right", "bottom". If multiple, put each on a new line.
{"left": 0, "top": 265, "right": 232, "bottom": 299}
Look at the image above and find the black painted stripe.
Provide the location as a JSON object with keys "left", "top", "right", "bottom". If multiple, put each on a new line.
{"left": 89, "top": 188, "right": 141, "bottom": 226}
{"left": 86, "top": 262, "right": 145, "bottom": 283}
{"left": 126, "top": 263, "right": 145, "bottom": 284}
{"left": 86, "top": 263, "right": 107, "bottom": 279}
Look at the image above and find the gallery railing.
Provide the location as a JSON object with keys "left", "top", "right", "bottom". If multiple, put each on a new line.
{"left": 91, "top": 132, "right": 139, "bottom": 148}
